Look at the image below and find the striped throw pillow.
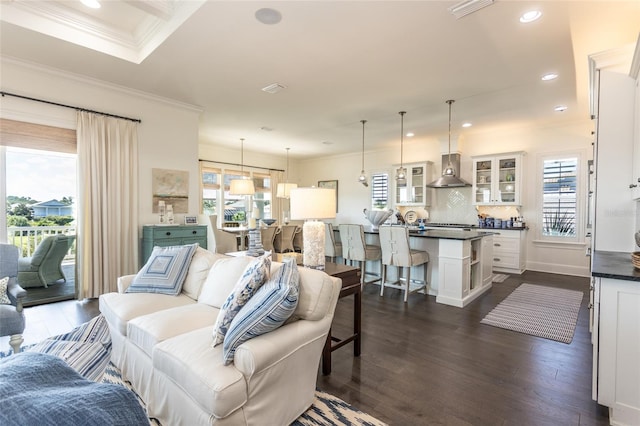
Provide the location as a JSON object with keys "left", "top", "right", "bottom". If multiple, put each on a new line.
{"left": 127, "top": 243, "right": 198, "bottom": 295}
{"left": 222, "top": 258, "right": 299, "bottom": 365}
{"left": 212, "top": 254, "right": 271, "bottom": 346}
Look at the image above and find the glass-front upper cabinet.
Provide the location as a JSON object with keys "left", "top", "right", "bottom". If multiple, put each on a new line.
{"left": 394, "top": 162, "right": 433, "bottom": 206}
{"left": 472, "top": 152, "right": 524, "bottom": 205}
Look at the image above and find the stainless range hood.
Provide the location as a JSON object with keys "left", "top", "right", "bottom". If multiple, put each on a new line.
{"left": 426, "top": 153, "right": 471, "bottom": 188}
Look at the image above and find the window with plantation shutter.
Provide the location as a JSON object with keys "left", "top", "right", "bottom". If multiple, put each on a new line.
{"left": 542, "top": 157, "right": 578, "bottom": 238}
{"left": 371, "top": 173, "right": 389, "bottom": 210}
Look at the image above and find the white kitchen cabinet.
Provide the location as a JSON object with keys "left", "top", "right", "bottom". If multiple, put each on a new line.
{"left": 394, "top": 162, "right": 433, "bottom": 207}
{"left": 436, "top": 235, "right": 493, "bottom": 308}
{"left": 592, "top": 276, "right": 640, "bottom": 425}
{"left": 472, "top": 152, "right": 524, "bottom": 205}
{"left": 631, "top": 76, "right": 640, "bottom": 200}
{"left": 492, "top": 229, "right": 527, "bottom": 274}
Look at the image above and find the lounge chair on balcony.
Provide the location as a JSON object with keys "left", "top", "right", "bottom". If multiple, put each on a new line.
{"left": 17, "top": 234, "right": 75, "bottom": 288}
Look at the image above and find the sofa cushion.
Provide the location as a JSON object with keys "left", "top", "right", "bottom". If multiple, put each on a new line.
{"left": 99, "top": 292, "right": 195, "bottom": 337}
{"left": 152, "top": 327, "right": 247, "bottom": 419}
{"left": 197, "top": 256, "right": 254, "bottom": 308}
{"left": 182, "top": 249, "right": 227, "bottom": 300}
{"left": 212, "top": 255, "right": 271, "bottom": 346}
{"left": 222, "top": 258, "right": 299, "bottom": 365}
{"left": 127, "top": 304, "right": 219, "bottom": 357}
{"left": 291, "top": 266, "right": 340, "bottom": 322}
{"left": 127, "top": 243, "right": 198, "bottom": 295}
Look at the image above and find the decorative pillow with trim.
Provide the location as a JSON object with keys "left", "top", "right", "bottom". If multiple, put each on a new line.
{"left": 222, "top": 258, "right": 299, "bottom": 365}
{"left": 126, "top": 243, "right": 198, "bottom": 295}
{"left": 0, "top": 277, "right": 11, "bottom": 304}
{"left": 211, "top": 254, "right": 271, "bottom": 346}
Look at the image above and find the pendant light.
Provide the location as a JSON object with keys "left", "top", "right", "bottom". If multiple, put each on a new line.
{"left": 276, "top": 147, "right": 297, "bottom": 198}
{"left": 426, "top": 100, "right": 471, "bottom": 188}
{"left": 230, "top": 138, "right": 255, "bottom": 195}
{"left": 358, "top": 119, "right": 369, "bottom": 187}
{"left": 395, "top": 111, "right": 407, "bottom": 184}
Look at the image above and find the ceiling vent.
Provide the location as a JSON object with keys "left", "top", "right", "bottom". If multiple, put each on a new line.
{"left": 261, "top": 83, "right": 287, "bottom": 94}
{"left": 448, "top": 0, "right": 495, "bottom": 19}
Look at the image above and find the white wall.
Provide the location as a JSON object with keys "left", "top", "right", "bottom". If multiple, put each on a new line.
{"left": 0, "top": 58, "right": 202, "bottom": 233}
{"left": 295, "top": 119, "right": 594, "bottom": 277}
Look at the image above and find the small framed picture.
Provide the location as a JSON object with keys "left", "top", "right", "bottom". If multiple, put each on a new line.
{"left": 184, "top": 216, "right": 198, "bottom": 225}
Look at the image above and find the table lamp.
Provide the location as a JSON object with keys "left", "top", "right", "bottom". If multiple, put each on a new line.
{"left": 290, "top": 187, "right": 336, "bottom": 270}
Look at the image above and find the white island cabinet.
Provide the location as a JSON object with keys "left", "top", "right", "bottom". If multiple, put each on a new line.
{"left": 591, "top": 251, "right": 640, "bottom": 426}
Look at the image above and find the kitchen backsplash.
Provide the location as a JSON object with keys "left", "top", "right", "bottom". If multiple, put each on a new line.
{"left": 426, "top": 187, "right": 521, "bottom": 225}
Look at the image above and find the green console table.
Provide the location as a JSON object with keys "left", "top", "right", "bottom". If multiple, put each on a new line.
{"left": 141, "top": 225, "right": 208, "bottom": 265}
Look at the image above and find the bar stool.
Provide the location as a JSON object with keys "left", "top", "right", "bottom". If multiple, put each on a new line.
{"left": 338, "top": 224, "right": 381, "bottom": 287}
{"left": 324, "top": 223, "right": 342, "bottom": 263}
{"left": 378, "top": 225, "right": 428, "bottom": 302}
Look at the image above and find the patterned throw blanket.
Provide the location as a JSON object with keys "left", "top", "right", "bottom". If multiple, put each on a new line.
{"left": 0, "top": 352, "right": 149, "bottom": 426}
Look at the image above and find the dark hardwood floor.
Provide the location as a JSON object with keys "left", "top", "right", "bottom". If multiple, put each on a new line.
{"left": 1, "top": 270, "right": 608, "bottom": 425}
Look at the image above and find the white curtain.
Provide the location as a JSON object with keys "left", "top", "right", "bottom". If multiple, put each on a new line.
{"left": 270, "top": 170, "right": 285, "bottom": 223}
{"left": 76, "top": 111, "right": 139, "bottom": 299}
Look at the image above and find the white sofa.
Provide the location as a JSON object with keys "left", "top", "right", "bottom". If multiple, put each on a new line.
{"left": 99, "top": 249, "right": 341, "bottom": 425}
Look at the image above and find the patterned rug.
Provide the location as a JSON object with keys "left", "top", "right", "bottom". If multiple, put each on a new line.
{"left": 492, "top": 273, "right": 509, "bottom": 283}
{"left": 1, "top": 316, "right": 386, "bottom": 426}
{"left": 480, "top": 283, "right": 583, "bottom": 344}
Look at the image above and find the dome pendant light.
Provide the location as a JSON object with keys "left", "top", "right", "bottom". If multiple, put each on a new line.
{"left": 230, "top": 138, "right": 256, "bottom": 195}
{"left": 426, "top": 100, "right": 471, "bottom": 188}
{"left": 395, "top": 111, "right": 407, "bottom": 184}
{"left": 276, "top": 147, "right": 297, "bottom": 198}
{"left": 358, "top": 119, "right": 369, "bottom": 187}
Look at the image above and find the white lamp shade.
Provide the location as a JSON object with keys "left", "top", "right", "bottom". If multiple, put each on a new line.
{"left": 276, "top": 182, "right": 298, "bottom": 198}
{"left": 230, "top": 178, "right": 255, "bottom": 195}
{"left": 290, "top": 187, "right": 336, "bottom": 220}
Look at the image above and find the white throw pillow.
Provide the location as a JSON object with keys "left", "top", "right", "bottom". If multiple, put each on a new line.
{"left": 126, "top": 243, "right": 198, "bottom": 295}
{"left": 197, "top": 256, "right": 254, "bottom": 308}
{"left": 181, "top": 248, "right": 224, "bottom": 300}
{"left": 0, "top": 276, "right": 11, "bottom": 304}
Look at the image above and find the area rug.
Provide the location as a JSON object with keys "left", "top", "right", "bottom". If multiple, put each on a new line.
{"left": 492, "top": 273, "right": 509, "bottom": 283}
{"left": 480, "top": 283, "right": 583, "bottom": 344}
{"left": 1, "top": 316, "right": 386, "bottom": 426}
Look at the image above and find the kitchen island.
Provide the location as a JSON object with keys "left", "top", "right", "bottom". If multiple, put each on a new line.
{"left": 361, "top": 227, "right": 495, "bottom": 307}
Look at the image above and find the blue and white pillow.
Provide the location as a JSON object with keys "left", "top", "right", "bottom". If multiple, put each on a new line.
{"left": 127, "top": 243, "right": 198, "bottom": 295}
{"left": 212, "top": 254, "right": 271, "bottom": 346}
{"left": 222, "top": 258, "right": 299, "bottom": 365}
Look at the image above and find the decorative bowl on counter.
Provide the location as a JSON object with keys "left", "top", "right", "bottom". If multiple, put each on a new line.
{"left": 262, "top": 219, "right": 277, "bottom": 226}
{"left": 363, "top": 208, "right": 394, "bottom": 229}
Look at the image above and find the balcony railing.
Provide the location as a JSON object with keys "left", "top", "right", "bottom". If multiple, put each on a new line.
{"left": 7, "top": 226, "right": 77, "bottom": 259}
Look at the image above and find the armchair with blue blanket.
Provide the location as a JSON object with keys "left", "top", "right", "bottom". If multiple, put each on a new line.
{"left": 0, "top": 243, "right": 26, "bottom": 354}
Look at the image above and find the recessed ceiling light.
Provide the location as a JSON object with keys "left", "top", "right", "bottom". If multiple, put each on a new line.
{"left": 406, "top": 132, "right": 415, "bottom": 137}
{"left": 462, "top": 122, "right": 472, "bottom": 128}
{"left": 81, "top": 0, "right": 101, "bottom": 9}
{"left": 255, "top": 8, "right": 282, "bottom": 25}
{"left": 520, "top": 10, "right": 542, "bottom": 23}
{"left": 541, "top": 73, "right": 558, "bottom": 81}
{"left": 554, "top": 105, "right": 568, "bottom": 112}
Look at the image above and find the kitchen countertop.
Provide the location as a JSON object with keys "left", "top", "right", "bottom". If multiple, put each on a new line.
{"left": 592, "top": 250, "right": 640, "bottom": 282}
{"left": 363, "top": 226, "right": 497, "bottom": 241}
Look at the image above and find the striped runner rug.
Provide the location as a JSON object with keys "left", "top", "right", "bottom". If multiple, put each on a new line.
{"left": 480, "top": 283, "right": 583, "bottom": 344}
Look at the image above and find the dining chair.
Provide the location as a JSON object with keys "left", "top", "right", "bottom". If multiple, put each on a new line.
{"left": 209, "top": 215, "right": 239, "bottom": 254}
{"left": 338, "top": 224, "right": 381, "bottom": 287}
{"left": 324, "top": 223, "right": 342, "bottom": 263}
{"left": 378, "top": 225, "right": 428, "bottom": 302}
{"left": 275, "top": 225, "right": 299, "bottom": 253}
{"left": 260, "top": 226, "right": 280, "bottom": 252}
